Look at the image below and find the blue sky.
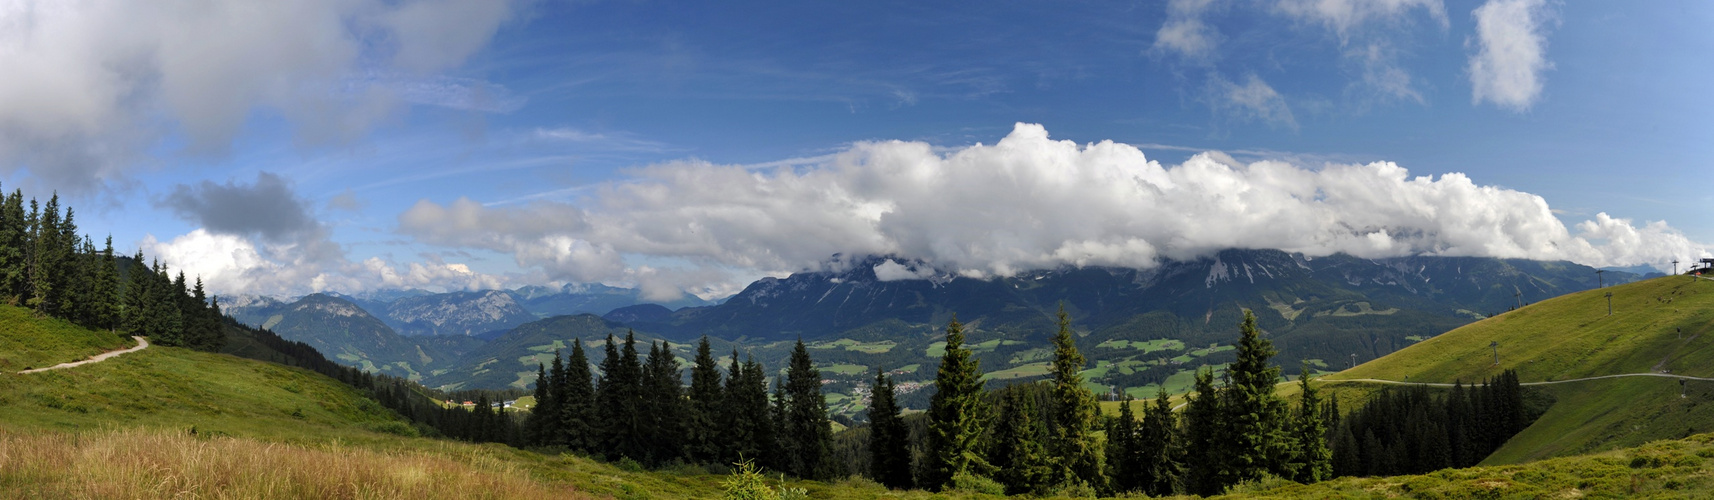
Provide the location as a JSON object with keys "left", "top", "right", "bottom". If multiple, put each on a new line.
{"left": 2, "top": 0, "right": 1710, "bottom": 299}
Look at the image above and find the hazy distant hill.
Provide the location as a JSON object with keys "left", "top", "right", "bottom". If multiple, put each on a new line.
{"left": 226, "top": 293, "right": 451, "bottom": 380}
{"left": 427, "top": 250, "right": 1641, "bottom": 406}
{"left": 381, "top": 290, "right": 538, "bottom": 337}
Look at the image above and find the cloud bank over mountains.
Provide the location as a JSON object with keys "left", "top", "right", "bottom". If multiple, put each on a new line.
{"left": 392, "top": 123, "right": 1707, "bottom": 297}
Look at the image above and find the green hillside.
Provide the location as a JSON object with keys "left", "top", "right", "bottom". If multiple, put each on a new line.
{"left": 1324, "top": 275, "right": 1714, "bottom": 464}
{"left": 0, "top": 305, "right": 131, "bottom": 373}
{"left": 1225, "top": 431, "right": 1714, "bottom": 499}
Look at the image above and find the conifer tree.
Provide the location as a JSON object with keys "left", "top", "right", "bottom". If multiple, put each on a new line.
{"left": 1180, "top": 367, "right": 1225, "bottom": 496}
{"left": 0, "top": 189, "right": 23, "bottom": 305}
{"left": 1222, "top": 310, "right": 1293, "bottom": 485}
{"left": 991, "top": 389, "right": 1050, "bottom": 495}
{"left": 782, "top": 339, "right": 833, "bottom": 479}
{"left": 769, "top": 376, "right": 789, "bottom": 470}
{"left": 595, "top": 332, "right": 646, "bottom": 461}
{"left": 1107, "top": 396, "right": 1141, "bottom": 493}
{"left": 722, "top": 351, "right": 773, "bottom": 467}
{"left": 526, "top": 362, "right": 554, "bottom": 446}
{"left": 1137, "top": 388, "right": 1181, "bottom": 496}
{"left": 641, "top": 340, "right": 685, "bottom": 465}
{"left": 924, "top": 315, "right": 991, "bottom": 491}
{"left": 867, "top": 367, "right": 913, "bottom": 490}
{"left": 561, "top": 340, "right": 594, "bottom": 451}
{"left": 122, "top": 251, "right": 150, "bottom": 336}
{"left": 1047, "top": 306, "right": 1105, "bottom": 490}
{"left": 1291, "top": 364, "right": 1332, "bottom": 483}
{"left": 28, "top": 195, "right": 59, "bottom": 316}
{"left": 90, "top": 237, "right": 118, "bottom": 331}
{"left": 684, "top": 336, "right": 725, "bottom": 464}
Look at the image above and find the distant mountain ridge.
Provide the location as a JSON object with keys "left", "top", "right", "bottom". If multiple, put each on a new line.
{"left": 228, "top": 249, "right": 1644, "bottom": 397}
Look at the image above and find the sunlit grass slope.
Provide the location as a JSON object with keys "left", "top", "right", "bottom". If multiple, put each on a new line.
{"left": 0, "top": 305, "right": 130, "bottom": 373}
{"left": 1227, "top": 431, "right": 1714, "bottom": 499}
{"left": 1332, "top": 275, "right": 1714, "bottom": 383}
{"left": 1319, "top": 275, "right": 1714, "bottom": 465}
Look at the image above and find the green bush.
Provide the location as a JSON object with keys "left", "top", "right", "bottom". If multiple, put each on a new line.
{"left": 947, "top": 472, "right": 1005, "bottom": 495}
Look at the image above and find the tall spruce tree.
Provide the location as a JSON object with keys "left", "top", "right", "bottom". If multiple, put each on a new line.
{"left": 595, "top": 332, "right": 646, "bottom": 461}
{"left": 0, "top": 189, "right": 23, "bottom": 305}
{"left": 1180, "top": 367, "right": 1225, "bottom": 496}
{"left": 641, "top": 340, "right": 685, "bottom": 465}
{"left": 1137, "top": 388, "right": 1181, "bottom": 496}
{"left": 782, "top": 339, "right": 833, "bottom": 479}
{"left": 121, "top": 250, "right": 150, "bottom": 336}
{"left": 867, "top": 367, "right": 913, "bottom": 490}
{"left": 28, "top": 194, "right": 60, "bottom": 316}
{"left": 526, "top": 362, "right": 555, "bottom": 446}
{"left": 991, "top": 389, "right": 1050, "bottom": 495}
{"left": 769, "top": 376, "right": 789, "bottom": 470}
{"left": 1220, "top": 310, "right": 1293, "bottom": 486}
{"left": 684, "top": 336, "right": 725, "bottom": 464}
{"left": 1047, "top": 306, "right": 1105, "bottom": 490}
{"left": 560, "top": 341, "right": 595, "bottom": 451}
{"left": 722, "top": 351, "right": 773, "bottom": 467}
{"left": 1107, "top": 396, "right": 1141, "bottom": 493}
{"left": 924, "top": 315, "right": 991, "bottom": 491}
{"left": 1291, "top": 364, "right": 1333, "bottom": 483}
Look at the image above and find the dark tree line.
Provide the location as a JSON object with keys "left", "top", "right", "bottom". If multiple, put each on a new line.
{"left": 0, "top": 187, "right": 223, "bottom": 351}
{"left": 1329, "top": 370, "right": 1534, "bottom": 477}
{"left": 854, "top": 309, "right": 1337, "bottom": 496}
{"left": 523, "top": 332, "right": 836, "bottom": 478}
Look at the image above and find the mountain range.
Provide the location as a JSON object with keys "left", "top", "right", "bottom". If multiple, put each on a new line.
{"left": 225, "top": 249, "right": 1649, "bottom": 401}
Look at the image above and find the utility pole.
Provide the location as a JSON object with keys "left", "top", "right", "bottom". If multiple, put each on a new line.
{"left": 1606, "top": 291, "right": 1614, "bottom": 316}
{"left": 1596, "top": 269, "right": 1606, "bottom": 288}
{"left": 1490, "top": 341, "right": 1499, "bottom": 366}
{"left": 1349, "top": 353, "right": 1357, "bottom": 369}
{"left": 1674, "top": 259, "right": 1680, "bottom": 275}
{"left": 1682, "top": 379, "right": 1688, "bottom": 398}
{"left": 1514, "top": 289, "right": 1522, "bottom": 309}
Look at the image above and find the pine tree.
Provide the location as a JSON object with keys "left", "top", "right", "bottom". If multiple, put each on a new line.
{"left": 641, "top": 340, "right": 684, "bottom": 466}
{"left": 991, "top": 389, "right": 1050, "bottom": 495}
{"left": 722, "top": 351, "right": 773, "bottom": 467}
{"left": 122, "top": 251, "right": 150, "bottom": 336}
{"left": 0, "top": 189, "right": 24, "bottom": 305}
{"left": 769, "top": 376, "right": 789, "bottom": 470}
{"left": 1137, "top": 388, "right": 1181, "bottom": 496}
{"left": 526, "top": 362, "right": 554, "bottom": 446}
{"left": 867, "top": 367, "right": 913, "bottom": 490}
{"left": 28, "top": 194, "right": 59, "bottom": 316}
{"left": 1180, "top": 367, "right": 1225, "bottom": 496}
{"left": 1291, "top": 363, "right": 1332, "bottom": 483}
{"left": 561, "top": 340, "right": 595, "bottom": 451}
{"left": 924, "top": 315, "right": 991, "bottom": 491}
{"left": 1106, "top": 396, "right": 1141, "bottom": 493}
{"left": 782, "top": 339, "right": 833, "bottom": 479}
{"left": 1046, "top": 306, "right": 1105, "bottom": 490}
{"left": 1221, "top": 310, "right": 1293, "bottom": 486}
{"left": 684, "top": 336, "right": 725, "bottom": 464}
{"left": 595, "top": 332, "right": 646, "bottom": 461}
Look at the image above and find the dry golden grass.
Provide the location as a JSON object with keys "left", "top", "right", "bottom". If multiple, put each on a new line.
{"left": 0, "top": 428, "right": 590, "bottom": 499}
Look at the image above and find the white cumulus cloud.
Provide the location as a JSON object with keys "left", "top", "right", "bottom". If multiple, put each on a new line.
{"left": 1468, "top": 0, "right": 1555, "bottom": 112}
{"left": 397, "top": 123, "right": 1711, "bottom": 292}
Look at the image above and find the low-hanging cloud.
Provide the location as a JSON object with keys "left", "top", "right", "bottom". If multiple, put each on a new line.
{"left": 0, "top": 0, "right": 517, "bottom": 194}
{"left": 1468, "top": 0, "right": 1555, "bottom": 111}
{"left": 398, "top": 123, "right": 1711, "bottom": 292}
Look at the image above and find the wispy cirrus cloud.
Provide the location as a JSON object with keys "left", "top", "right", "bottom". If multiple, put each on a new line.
{"left": 1468, "top": 0, "right": 1557, "bottom": 112}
